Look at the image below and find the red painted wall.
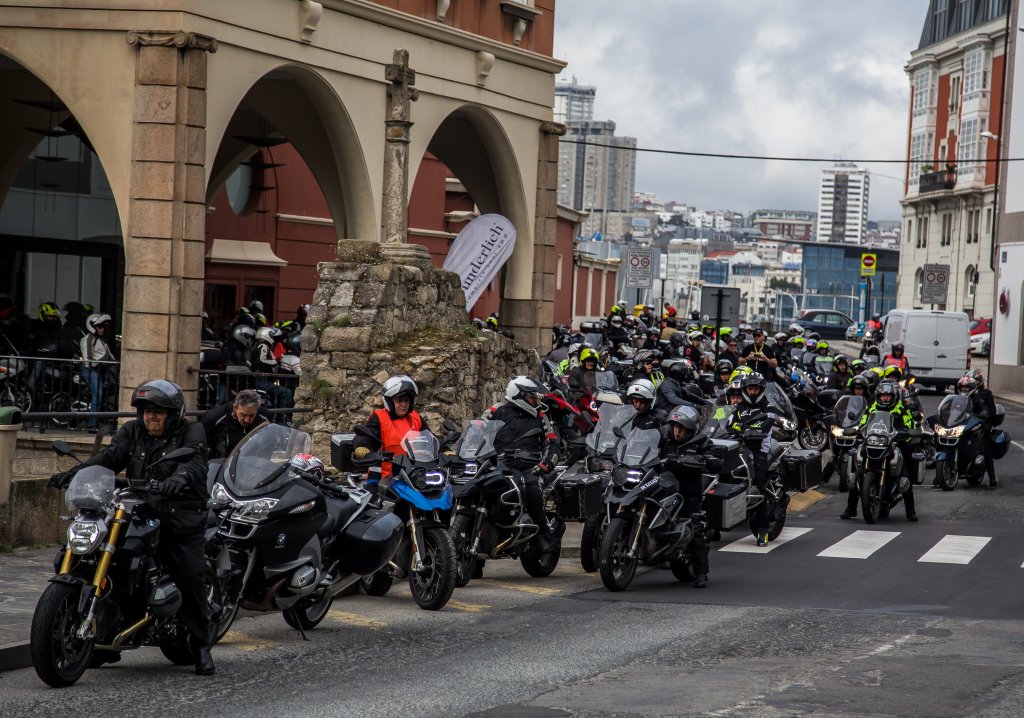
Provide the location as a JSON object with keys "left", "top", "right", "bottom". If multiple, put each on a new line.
{"left": 986, "top": 53, "right": 1006, "bottom": 185}
{"left": 936, "top": 73, "right": 951, "bottom": 162}
{"left": 553, "top": 214, "right": 575, "bottom": 326}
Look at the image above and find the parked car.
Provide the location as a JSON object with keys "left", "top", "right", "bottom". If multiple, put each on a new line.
{"left": 969, "top": 317, "right": 992, "bottom": 336}
{"left": 878, "top": 309, "right": 970, "bottom": 391}
{"left": 970, "top": 332, "right": 990, "bottom": 357}
{"left": 797, "top": 309, "right": 857, "bottom": 340}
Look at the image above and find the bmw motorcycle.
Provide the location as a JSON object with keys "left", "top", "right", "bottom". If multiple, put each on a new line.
{"left": 827, "top": 394, "right": 867, "bottom": 493}
{"left": 928, "top": 394, "right": 1008, "bottom": 491}
{"left": 208, "top": 423, "right": 403, "bottom": 636}
{"left": 31, "top": 442, "right": 218, "bottom": 688}
{"left": 358, "top": 430, "right": 458, "bottom": 611}
{"left": 854, "top": 411, "right": 920, "bottom": 523}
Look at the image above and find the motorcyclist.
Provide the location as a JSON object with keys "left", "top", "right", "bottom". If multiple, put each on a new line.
{"left": 842, "top": 380, "right": 918, "bottom": 521}
{"left": 567, "top": 347, "right": 601, "bottom": 399}
{"left": 26, "top": 301, "right": 66, "bottom": 399}
{"left": 787, "top": 322, "right": 804, "bottom": 338}
{"left": 956, "top": 374, "right": 998, "bottom": 487}
{"left": 545, "top": 333, "right": 572, "bottom": 365}
{"left": 850, "top": 357, "right": 867, "bottom": 378}
{"left": 786, "top": 336, "right": 806, "bottom": 365}
{"left": 641, "top": 327, "right": 661, "bottom": 350}
{"left": 682, "top": 330, "right": 705, "bottom": 365}
{"left": 846, "top": 374, "right": 871, "bottom": 399}
{"left": 654, "top": 361, "right": 701, "bottom": 420}
{"left": 826, "top": 355, "right": 852, "bottom": 391}
{"left": 632, "top": 349, "right": 664, "bottom": 388}
{"left": 720, "top": 337, "right": 741, "bottom": 368}
{"left": 660, "top": 405, "right": 714, "bottom": 588}
{"left": 740, "top": 329, "right": 778, "bottom": 378}
{"left": 883, "top": 342, "right": 910, "bottom": 374}
{"left": 606, "top": 315, "right": 629, "bottom": 349}
{"left": 295, "top": 303, "right": 310, "bottom": 330}
{"left": 714, "top": 359, "right": 734, "bottom": 390}
{"left": 353, "top": 375, "right": 428, "bottom": 484}
{"left": 80, "top": 313, "right": 116, "bottom": 431}
{"left": 252, "top": 326, "right": 292, "bottom": 417}
{"left": 200, "top": 389, "right": 270, "bottom": 459}
{"left": 483, "top": 376, "right": 558, "bottom": 552}
{"left": 48, "top": 380, "right": 215, "bottom": 675}
{"left": 726, "top": 372, "right": 775, "bottom": 546}
{"left": 626, "top": 379, "right": 661, "bottom": 431}
{"left": 666, "top": 331, "right": 686, "bottom": 359}
{"left": 866, "top": 314, "right": 882, "bottom": 333}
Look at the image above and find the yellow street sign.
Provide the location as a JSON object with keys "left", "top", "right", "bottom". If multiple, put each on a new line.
{"left": 861, "top": 253, "right": 877, "bottom": 277}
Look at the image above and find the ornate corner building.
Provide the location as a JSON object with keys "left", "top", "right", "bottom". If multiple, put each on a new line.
{"left": 0, "top": 0, "right": 563, "bottom": 407}
{"left": 898, "top": 0, "right": 1009, "bottom": 316}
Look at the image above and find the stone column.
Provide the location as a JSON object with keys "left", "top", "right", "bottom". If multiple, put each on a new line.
{"left": 502, "top": 120, "right": 564, "bottom": 350}
{"left": 120, "top": 31, "right": 217, "bottom": 408}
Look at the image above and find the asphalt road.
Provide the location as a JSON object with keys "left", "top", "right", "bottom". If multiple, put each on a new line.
{"left": 3, "top": 392, "right": 1024, "bottom": 717}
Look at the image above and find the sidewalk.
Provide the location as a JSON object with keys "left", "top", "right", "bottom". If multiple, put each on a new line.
{"left": 0, "top": 547, "right": 54, "bottom": 671}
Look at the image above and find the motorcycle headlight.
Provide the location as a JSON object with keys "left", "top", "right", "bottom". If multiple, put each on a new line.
{"left": 612, "top": 466, "right": 642, "bottom": 485}
{"left": 948, "top": 425, "right": 964, "bottom": 438}
{"left": 866, "top": 434, "right": 887, "bottom": 447}
{"left": 67, "top": 519, "right": 106, "bottom": 555}
{"left": 831, "top": 426, "right": 844, "bottom": 438}
{"left": 232, "top": 498, "right": 279, "bottom": 523}
{"left": 211, "top": 483, "right": 233, "bottom": 503}
{"left": 777, "top": 418, "right": 796, "bottom": 431}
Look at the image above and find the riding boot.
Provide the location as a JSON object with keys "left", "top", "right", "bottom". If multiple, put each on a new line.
{"left": 903, "top": 485, "right": 918, "bottom": 521}
{"left": 985, "top": 454, "right": 997, "bottom": 487}
{"left": 523, "top": 477, "right": 553, "bottom": 550}
{"left": 840, "top": 489, "right": 858, "bottom": 519}
{"left": 821, "top": 456, "right": 835, "bottom": 482}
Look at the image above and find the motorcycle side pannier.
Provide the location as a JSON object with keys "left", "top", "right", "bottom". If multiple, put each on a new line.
{"left": 992, "top": 429, "right": 1010, "bottom": 460}
{"left": 782, "top": 449, "right": 822, "bottom": 491}
{"left": 705, "top": 480, "right": 747, "bottom": 531}
{"left": 554, "top": 473, "right": 604, "bottom": 520}
{"left": 336, "top": 509, "right": 403, "bottom": 575}
{"left": 330, "top": 433, "right": 356, "bottom": 472}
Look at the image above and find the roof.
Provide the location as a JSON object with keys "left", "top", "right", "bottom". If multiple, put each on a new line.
{"left": 917, "top": 0, "right": 1007, "bottom": 51}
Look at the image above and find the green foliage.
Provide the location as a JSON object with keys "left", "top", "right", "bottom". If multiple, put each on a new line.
{"left": 332, "top": 314, "right": 352, "bottom": 328}
{"left": 311, "top": 377, "right": 335, "bottom": 402}
{"left": 311, "top": 320, "right": 326, "bottom": 335}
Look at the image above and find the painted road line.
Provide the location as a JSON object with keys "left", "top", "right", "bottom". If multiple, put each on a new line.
{"left": 719, "top": 527, "right": 813, "bottom": 554}
{"left": 479, "top": 579, "right": 562, "bottom": 596}
{"left": 221, "top": 629, "right": 277, "bottom": 652}
{"left": 328, "top": 610, "right": 387, "bottom": 630}
{"left": 817, "top": 530, "right": 900, "bottom": 559}
{"left": 788, "top": 489, "right": 827, "bottom": 513}
{"left": 918, "top": 535, "right": 992, "bottom": 564}
{"left": 447, "top": 599, "right": 491, "bottom": 612}
{"left": 1012, "top": 440, "right": 1024, "bottom": 454}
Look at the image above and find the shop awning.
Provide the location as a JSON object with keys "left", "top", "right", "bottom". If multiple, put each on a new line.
{"left": 206, "top": 239, "right": 287, "bottom": 267}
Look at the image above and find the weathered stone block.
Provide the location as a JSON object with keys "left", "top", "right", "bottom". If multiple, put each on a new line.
{"left": 184, "top": 49, "right": 208, "bottom": 90}
{"left": 176, "top": 314, "right": 202, "bottom": 353}
{"left": 131, "top": 161, "right": 175, "bottom": 201}
{"left": 329, "top": 282, "right": 354, "bottom": 308}
{"left": 184, "top": 164, "right": 205, "bottom": 202}
{"left": 336, "top": 239, "right": 383, "bottom": 264}
{"left": 181, "top": 278, "right": 205, "bottom": 315}
{"left": 125, "top": 237, "right": 172, "bottom": 276}
{"left": 183, "top": 202, "right": 205, "bottom": 242}
{"left": 183, "top": 87, "right": 206, "bottom": 127}
{"left": 319, "top": 327, "right": 373, "bottom": 353}
{"left": 353, "top": 280, "right": 385, "bottom": 308}
{"left": 129, "top": 199, "right": 173, "bottom": 239}
{"left": 182, "top": 238, "right": 206, "bottom": 279}
{"left": 119, "top": 349, "right": 171, "bottom": 388}
{"left": 137, "top": 46, "right": 180, "bottom": 86}
{"left": 133, "top": 123, "right": 177, "bottom": 163}
{"left": 123, "top": 275, "right": 174, "bottom": 314}
{"left": 122, "top": 312, "right": 171, "bottom": 352}
{"left": 134, "top": 85, "right": 177, "bottom": 124}
{"left": 185, "top": 126, "right": 205, "bottom": 165}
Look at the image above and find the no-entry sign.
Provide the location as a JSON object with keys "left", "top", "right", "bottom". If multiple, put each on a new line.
{"left": 625, "top": 247, "right": 654, "bottom": 289}
{"left": 860, "top": 252, "right": 877, "bottom": 277}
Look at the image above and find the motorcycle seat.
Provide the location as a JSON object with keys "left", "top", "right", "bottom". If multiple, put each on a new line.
{"left": 320, "top": 495, "right": 360, "bottom": 536}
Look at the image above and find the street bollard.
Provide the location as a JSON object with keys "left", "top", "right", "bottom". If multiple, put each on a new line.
{"left": 0, "top": 406, "right": 22, "bottom": 506}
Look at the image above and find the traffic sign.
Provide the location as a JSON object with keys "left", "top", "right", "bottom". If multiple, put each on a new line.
{"left": 860, "top": 252, "right": 877, "bottom": 277}
{"left": 699, "top": 285, "right": 740, "bottom": 328}
{"left": 921, "top": 263, "right": 950, "bottom": 305}
{"left": 625, "top": 247, "right": 654, "bottom": 289}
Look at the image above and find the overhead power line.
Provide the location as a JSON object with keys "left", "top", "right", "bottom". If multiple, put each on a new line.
{"left": 559, "top": 137, "right": 1018, "bottom": 165}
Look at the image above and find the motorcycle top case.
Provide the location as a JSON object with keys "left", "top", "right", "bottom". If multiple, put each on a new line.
{"left": 554, "top": 473, "right": 604, "bottom": 521}
{"left": 992, "top": 429, "right": 1010, "bottom": 461}
{"left": 704, "top": 480, "right": 747, "bottom": 531}
{"left": 331, "top": 433, "right": 356, "bottom": 472}
{"left": 336, "top": 508, "right": 404, "bottom": 576}
{"left": 708, "top": 439, "right": 745, "bottom": 477}
{"left": 782, "top": 449, "right": 822, "bottom": 491}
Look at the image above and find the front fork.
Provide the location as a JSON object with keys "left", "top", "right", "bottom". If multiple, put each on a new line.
{"left": 627, "top": 503, "right": 648, "bottom": 559}
{"left": 65, "top": 506, "right": 126, "bottom": 640}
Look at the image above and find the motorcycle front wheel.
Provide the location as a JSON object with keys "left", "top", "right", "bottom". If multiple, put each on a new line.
{"left": 798, "top": 425, "right": 829, "bottom": 452}
{"left": 837, "top": 457, "right": 850, "bottom": 493}
{"left": 30, "top": 582, "right": 95, "bottom": 688}
{"left": 521, "top": 538, "right": 561, "bottom": 578}
{"left": 860, "top": 472, "right": 882, "bottom": 524}
{"left": 450, "top": 514, "right": 479, "bottom": 588}
{"left": 599, "top": 517, "right": 639, "bottom": 591}
{"left": 408, "top": 526, "right": 456, "bottom": 611}
{"left": 935, "top": 459, "right": 959, "bottom": 491}
{"left": 361, "top": 571, "right": 394, "bottom": 596}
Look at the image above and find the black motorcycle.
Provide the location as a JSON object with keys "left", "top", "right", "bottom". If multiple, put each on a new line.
{"left": 928, "top": 394, "right": 1009, "bottom": 490}
{"left": 31, "top": 442, "right": 218, "bottom": 687}
{"left": 448, "top": 419, "right": 566, "bottom": 587}
{"left": 827, "top": 394, "right": 867, "bottom": 493}
{"left": 209, "top": 423, "right": 403, "bottom": 635}
{"left": 854, "top": 411, "right": 919, "bottom": 523}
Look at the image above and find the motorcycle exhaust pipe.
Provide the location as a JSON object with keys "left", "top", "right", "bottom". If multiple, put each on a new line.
{"left": 109, "top": 614, "right": 153, "bottom": 650}
{"left": 322, "top": 573, "right": 362, "bottom": 601}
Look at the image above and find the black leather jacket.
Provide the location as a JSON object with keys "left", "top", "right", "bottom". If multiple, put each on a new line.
{"left": 200, "top": 403, "right": 270, "bottom": 459}
{"left": 487, "top": 403, "right": 553, "bottom": 472}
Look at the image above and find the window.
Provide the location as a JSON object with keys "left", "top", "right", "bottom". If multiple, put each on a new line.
{"left": 950, "top": 75, "right": 961, "bottom": 113}
{"left": 915, "top": 268, "right": 925, "bottom": 303}
{"left": 933, "top": 0, "right": 949, "bottom": 42}
{"left": 963, "top": 50, "right": 986, "bottom": 96}
{"left": 965, "top": 265, "right": 977, "bottom": 301}
{"left": 941, "top": 212, "right": 954, "bottom": 246}
{"left": 986, "top": 207, "right": 993, "bottom": 233}
{"left": 958, "top": 0, "right": 973, "bottom": 29}
{"left": 988, "top": 0, "right": 1005, "bottom": 20}
{"left": 909, "top": 132, "right": 930, "bottom": 177}
{"left": 959, "top": 117, "right": 979, "bottom": 169}
{"left": 913, "top": 70, "right": 932, "bottom": 113}
{"left": 907, "top": 219, "right": 913, "bottom": 244}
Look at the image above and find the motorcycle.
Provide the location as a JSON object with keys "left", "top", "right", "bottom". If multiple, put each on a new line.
{"left": 786, "top": 369, "right": 837, "bottom": 451}
{"left": 31, "top": 441, "right": 219, "bottom": 687}
{"left": 928, "top": 395, "right": 1008, "bottom": 491}
{"left": 826, "top": 394, "right": 868, "bottom": 493}
{"left": 854, "top": 410, "right": 920, "bottom": 523}
{"left": 358, "top": 430, "right": 458, "bottom": 611}
{"left": 208, "top": 423, "right": 402, "bottom": 637}
{"left": 597, "top": 424, "right": 716, "bottom": 591}
{"left": 860, "top": 328, "right": 879, "bottom": 359}
{"left": 448, "top": 420, "right": 566, "bottom": 587}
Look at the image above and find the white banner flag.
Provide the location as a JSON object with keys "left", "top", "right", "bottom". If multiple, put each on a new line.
{"left": 441, "top": 214, "right": 517, "bottom": 311}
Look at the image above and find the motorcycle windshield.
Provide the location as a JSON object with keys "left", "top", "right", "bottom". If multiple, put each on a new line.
{"left": 861, "top": 411, "right": 894, "bottom": 437}
{"left": 223, "top": 423, "right": 312, "bottom": 497}
{"left": 65, "top": 465, "right": 116, "bottom": 512}
{"left": 938, "top": 395, "right": 971, "bottom": 426}
{"left": 586, "top": 404, "right": 637, "bottom": 454}
{"left": 764, "top": 383, "right": 795, "bottom": 418}
{"left": 615, "top": 428, "right": 661, "bottom": 468}
{"left": 456, "top": 420, "right": 503, "bottom": 461}
{"left": 815, "top": 358, "right": 833, "bottom": 375}
{"left": 584, "top": 332, "right": 604, "bottom": 348}
{"left": 834, "top": 395, "right": 867, "bottom": 427}
{"left": 400, "top": 430, "right": 440, "bottom": 463}
{"left": 595, "top": 371, "right": 618, "bottom": 390}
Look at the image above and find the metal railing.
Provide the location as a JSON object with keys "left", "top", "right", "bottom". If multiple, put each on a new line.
{"left": 192, "top": 367, "right": 299, "bottom": 412}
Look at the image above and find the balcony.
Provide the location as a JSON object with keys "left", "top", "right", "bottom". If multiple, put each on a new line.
{"left": 918, "top": 169, "right": 957, "bottom": 193}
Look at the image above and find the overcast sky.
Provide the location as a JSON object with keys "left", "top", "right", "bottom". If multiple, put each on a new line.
{"left": 553, "top": 0, "right": 928, "bottom": 221}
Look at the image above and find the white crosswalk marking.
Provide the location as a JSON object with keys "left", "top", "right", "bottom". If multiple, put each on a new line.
{"left": 719, "top": 527, "right": 813, "bottom": 553}
{"left": 817, "top": 530, "right": 900, "bottom": 559}
{"left": 918, "top": 535, "right": 991, "bottom": 564}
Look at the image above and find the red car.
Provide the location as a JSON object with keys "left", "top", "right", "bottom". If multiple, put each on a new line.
{"left": 969, "top": 317, "right": 992, "bottom": 336}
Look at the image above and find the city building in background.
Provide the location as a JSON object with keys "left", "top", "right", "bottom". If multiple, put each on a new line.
{"left": 898, "top": 0, "right": 1008, "bottom": 316}
{"left": 554, "top": 77, "right": 595, "bottom": 123}
{"left": 816, "top": 163, "right": 870, "bottom": 244}
{"left": 751, "top": 209, "right": 816, "bottom": 240}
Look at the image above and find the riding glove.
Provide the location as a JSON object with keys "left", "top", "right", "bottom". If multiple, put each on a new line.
{"left": 159, "top": 475, "right": 189, "bottom": 497}
{"left": 47, "top": 470, "right": 76, "bottom": 490}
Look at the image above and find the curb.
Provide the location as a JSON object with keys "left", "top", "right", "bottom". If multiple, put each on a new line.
{"left": 788, "top": 488, "right": 828, "bottom": 513}
{"left": 0, "top": 641, "right": 31, "bottom": 673}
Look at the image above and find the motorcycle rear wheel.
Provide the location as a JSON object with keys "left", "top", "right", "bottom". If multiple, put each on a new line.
{"left": 450, "top": 514, "right": 478, "bottom": 588}
{"left": 30, "top": 582, "right": 95, "bottom": 688}
{"left": 860, "top": 472, "right": 881, "bottom": 524}
{"left": 599, "top": 517, "right": 639, "bottom": 591}
{"left": 838, "top": 459, "right": 850, "bottom": 493}
{"left": 579, "top": 514, "right": 605, "bottom": 573}
{"left": 521, "top": 539, "right": 561, "bottom": 577}
{"left": 283, "top": 594, "right": 334, "bottom": 630}
{"left": 935, "top": 459, "right": 959, "bottom": 491}
{"left": 408, "top": 526, "right": 456, "bottom": 611}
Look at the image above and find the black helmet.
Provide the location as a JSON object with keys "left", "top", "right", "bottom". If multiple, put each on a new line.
{"left": 875, "top": 380, "right": 899, "bottom": 410}
{"left": 849, "top": 375, "right": 870, "bottom": 394}
{"left": 715, "top": 358, "right": 734, "bottom": 376}
{"left": 236, "top": 312, "right": 256, "bottom": 329}
{"left": 834, "top": 354, "right": 848, "bottom": 370}
{"left": 131, "top": 379, "right": 185, "bottom": 425}
{"left": 669, "top": 332, "right": 685, "bottom": 348}
{"left": 891, "top": 342, "right": 905, "bottom": 355}
{"left": 742, "top": 372, "right": 766, "bottom": 405}
{"left": 667, "top": 359, "right": 695, "bottom": 383}
{"left": 633, "top": 349, "right": 655, "bottom": 368}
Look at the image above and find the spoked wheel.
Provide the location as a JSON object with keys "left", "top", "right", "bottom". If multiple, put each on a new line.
{"left": 408, "top": 526, "right": 456, "bottom": 611}
{"left": 30, "top": 582, "right": 95, "bottom": 688}
{"left": 450, "top": 514, "right": 479, "bottom": 588}
{"left": 860, "top": 472, "right": 881, "bottom": 524}
{"left": 965, "top": 465, "right": 984, "bottom": 487}
{"left": 798, "top": 425, "right": 829, "bottom": 452}
{"left": 49, "top": 392, "right": 88, "bottom": 429}
{"left": 935, "top": 459, "right": 959, "bottom": 491}
{"left": 598, "top": 517, "right": 639, "bottom": 592}
{"left": 521, "top": 537, "right": 561, "bottom": 578}
{"left": 361, "top": 571, "right": 394, "bottom": 596}
{"left": 283, "top": 593, "right": 334, "bottom": 630}
{"left": 579, "top": 514, "right": 605, "bottom": 573}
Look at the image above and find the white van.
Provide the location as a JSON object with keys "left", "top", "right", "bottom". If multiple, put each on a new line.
{"left": 878, "top": 310, "right": 970, "bottom": 391}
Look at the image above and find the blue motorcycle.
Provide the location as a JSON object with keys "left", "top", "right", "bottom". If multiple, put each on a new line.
{"left": 929, "top": 394, "right": 1009, "bottom": 491}
{"left": 358, "top": 430, "right": 457, "bottom": 611}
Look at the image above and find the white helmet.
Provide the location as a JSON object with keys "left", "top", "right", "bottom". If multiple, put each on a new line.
{"left": 687, "top": 330, "right": 703, "bottom": 342}
{"left": 382, "top": 375, "right": 418, "bottom": 413}
{"left": 505, "top": 375, "right": 546, "bottom": 417}
{"left": 86, "top": 313, "right": 111, "bottom": 335}
{"left": 788, "top": 322, "right": 804, "bottom": 336}
{"left": 255, "top": 326, "right": 281, "bottom": 344}
{"left": 626, "top": 379, "right": 656, "bottom": 403}
{"left": 231, "top": 324, "right": 255, "bottom": 348}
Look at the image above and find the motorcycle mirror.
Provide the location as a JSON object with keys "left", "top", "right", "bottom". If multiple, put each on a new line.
{"left": 155, "top": 447, "right": 196, "bottom": 464}
{"left": 612, "top": 425, "right": 626, "bottom": 439}
{"left": 442, "top": 418, "right": 459, "bottom": 432}
{"left": 51, "top": 440, "right": 77, "bottom": 458}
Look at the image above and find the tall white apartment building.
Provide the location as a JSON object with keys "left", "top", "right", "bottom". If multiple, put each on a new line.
{"left": 554, "top": 78, "right": 596, "bottom": 124}
{"left": 816, "top": 163, "right": 870, "bottom": 244}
